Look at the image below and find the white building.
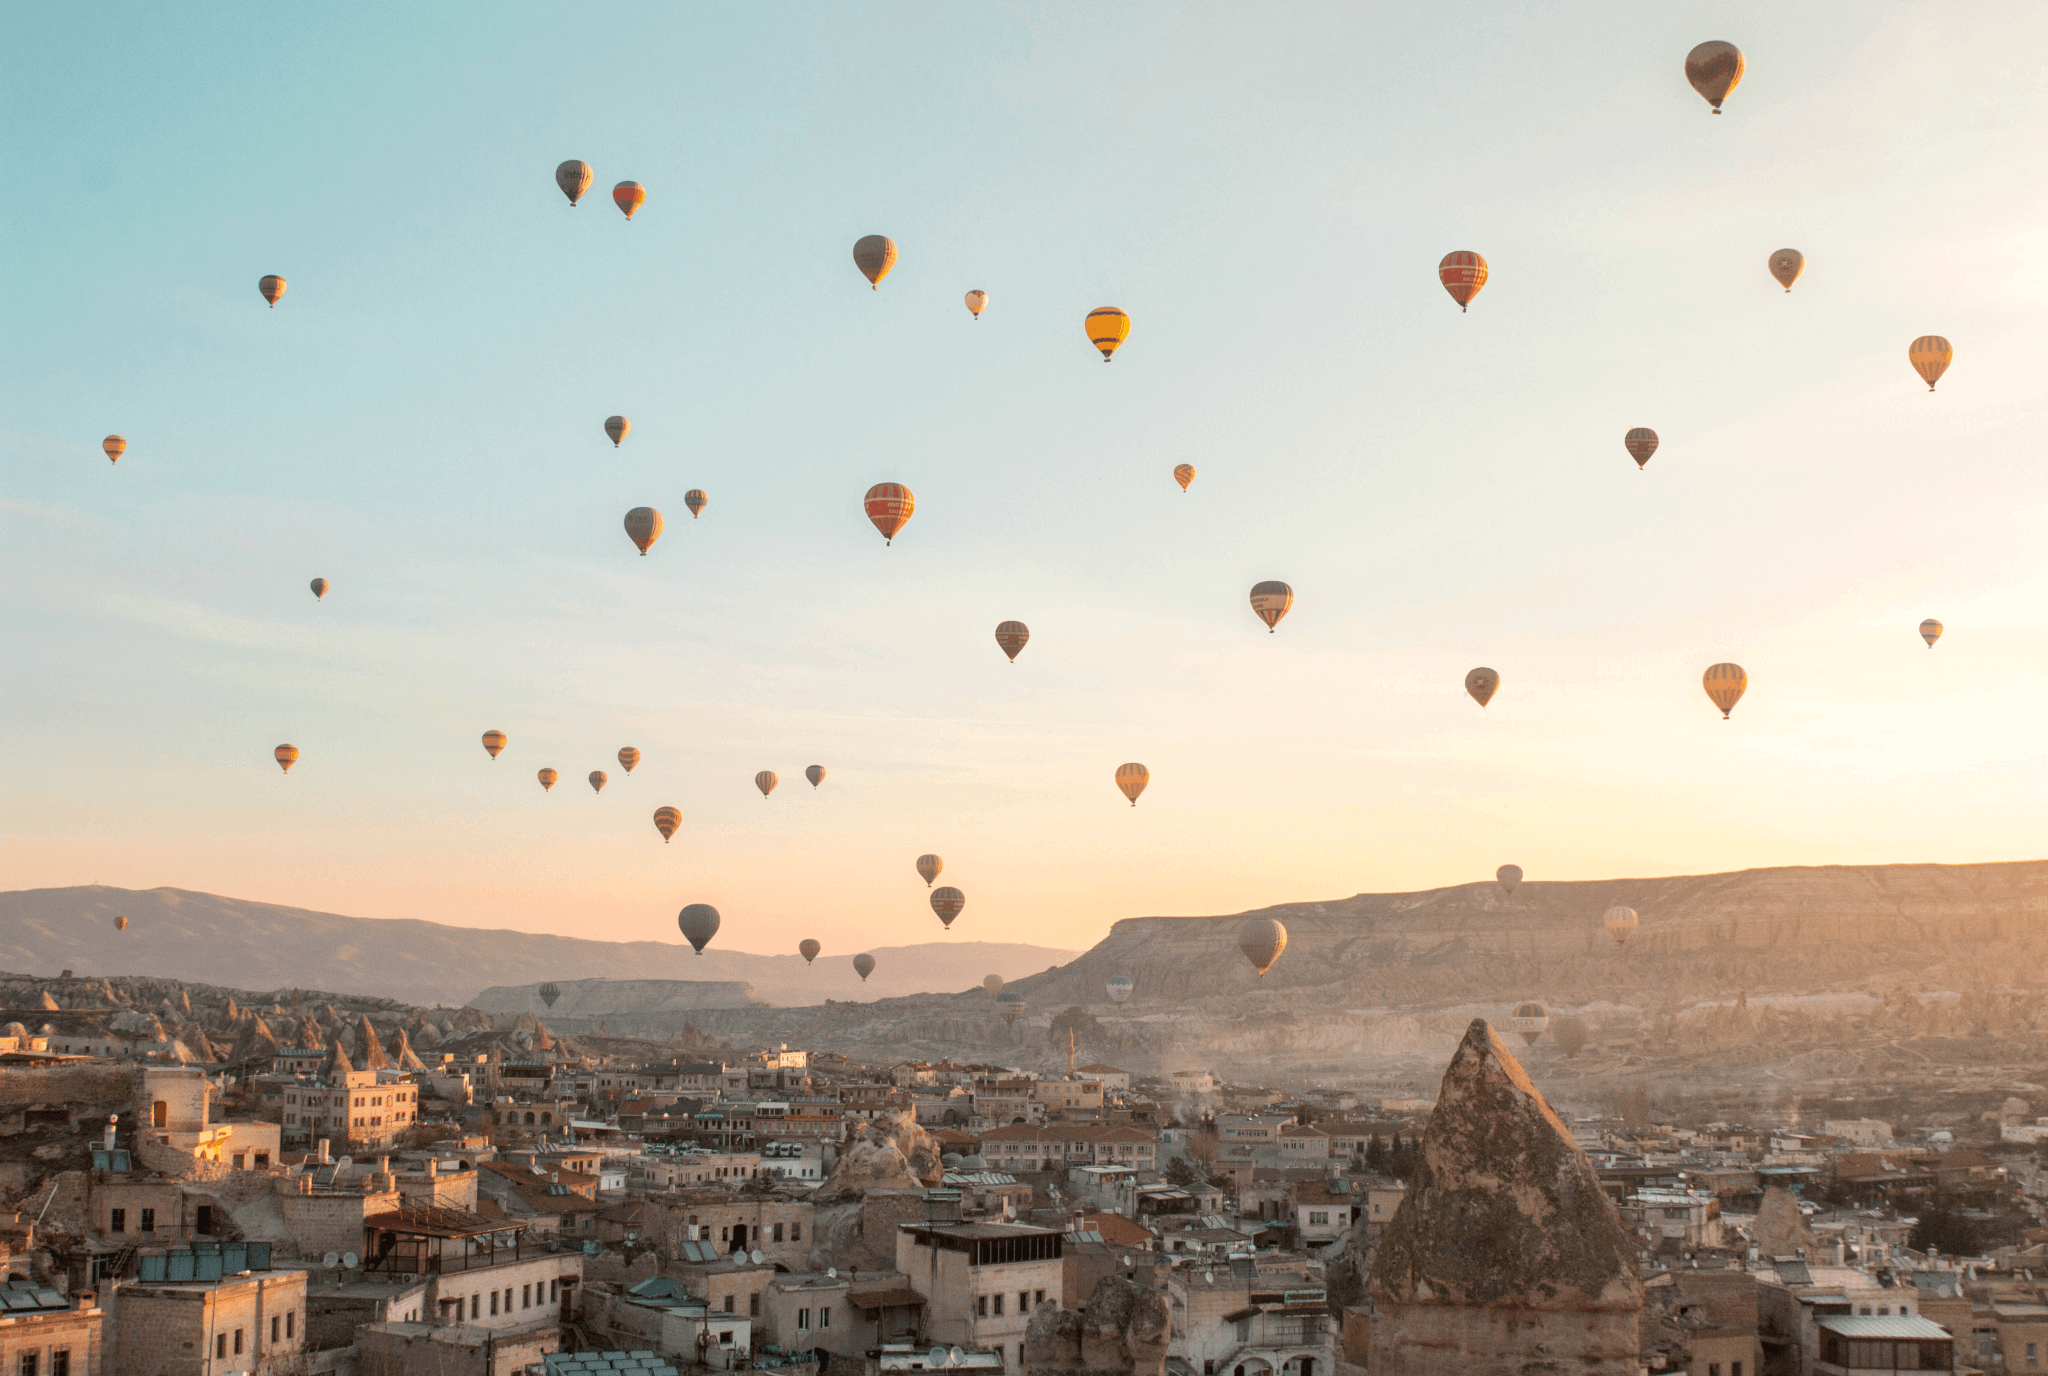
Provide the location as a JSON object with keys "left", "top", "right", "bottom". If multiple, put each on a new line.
{"left": 896, "top": 1221, "right": 1062, "bottom": 1374}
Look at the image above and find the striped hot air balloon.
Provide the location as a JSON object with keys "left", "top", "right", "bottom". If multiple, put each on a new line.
{"left": 482, "top": 730, "right": 507, "bottom": 759}
{"left": 1238, "top": 917, "right": 1287, "bottom": 976}
{"left": 1438, "top": 252, "right": 1488, "bottom": 312}
{"left": 1509, "top": 1001, "right": 1549, "bottom": 1046}
{"left": 274, "top": 744, "right": 299, "bottom": 773}
{"left": 618, "top": 746, "right": 641, "bottom": 773}
{"left": 1085, "top": 307, "right": 1130, "bottom": 361}
{"left": 613, "top": 181, "right": 646, "bottom": 219}
{"left": 653, "top": 806, "right": 681, "bottom": 843}
{"left": 258, "top": 275, "right": 286, "bottom": 308}
{"left": 853, "top": 235, "right": 897, "bottom": 289}
{"left": 755, "top": 771, "right": 778, "bottom": 798}
{"left": 1465, "top": 667, "right": 1499, "bottom": 708}
{"left": 1624, "top": 428, "right": 1659, "bottom": 469}
{"left": 916, "top": 854, "right": 942, "bottom": 886}
{"left": 995, "top": 621, "right": 1029, "bottom": 663}
{"left": 1910, "top": 336, "right": 1953, "bottom": 391}
{"left": 1249, "top": 581, "right": 1294, "bottom": 633}
{"left": 103, "top": 435, "right": 126, "bottom": 464}
{"left": 537, "top": 768, "right": 558, "bottom": 791}
{"left": 1115, "top": 763, "right": 1149, "bottom": 806}
{"left": 1173, "top": 464, "right": 1195, "bottom": 492}
{"left": 589, "top": 771, "right": 607, "bottom": 793}
{"left": 864, "top": 484, "right": 914, "bottom": 544}
{"left": 605, "top": 416, "right": 630, "bottom": 447}
{"left": 930, "top": 887, "right": 965, "bottom": 929}
{"left": 556, "top": 160, "right": 594, "bottom": 206}
{"left": 624, "top": 507, "right": 664, "bottom": 555}
{"left": 1702, "top": 662, "right": 1747, "bottom": 718}
{"left": 1920, "top": 619, "right": 1943, "bottom": 648}
{"left": 685, "top": 490, "right": 708, "bottom": 520}
{"left": 1604, "top": 905, "right": 1640, "bottom": 945}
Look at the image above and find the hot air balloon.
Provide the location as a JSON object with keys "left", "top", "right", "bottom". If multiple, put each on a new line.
{"left": 1106, "top": 976, "right": 1135, "bottom": 1005}
{"left": 1497, "top": 864, "right": 1522, "bottom": 896}
{"left": 1625, "top": 428, "right": 1659, "bottom": 470}
{"left": 1249, "top": 581, "right": 1294, "bottom": 633}
{"left": 618, "top": 747, "right": 640, "bottom": 773}
{"left": 1115, "top": 763, "right": 1149, "bottom": 807}
{"left": 539, "top": 982, "right": 561, "bottom": 1009}
{"left": 931, "top": 887, "right": 965, "bottom": 929}
{"left": 115, "top": 915, "right": 128, "bottom": 932}
{"left": 589, "top": 771, "right": 608, "bottom": 793}
{"left": 995, "top": 621, "right": 1030, "bottom": 663}
{"left": 1768, "top": 249, "right": 1805, "bottom": 292}
{"left": 853, "top": 953, "right": 876, "bottom": 982}
{"left": 965, "top": 290, "right": 987, "bottom": 320}
{"left": 853, "top": 236, "right": 897, "bottom": 289}
{"left": 917, "top": 854, "right": 943, "bottom": 887}
{"left": 1173, "top": 464, "right": 1195, "bottom": 492}
{"left": 605, "top": 416, "right": 631, "bottom": 447}
{"left": 273, "top": 744, "right": 299, "bottom": 773}
{"left": 799, "top": 939, "right": 821, "bottom": 964}
{"left": 103, "top": 435, "right": 126, "bottom": 464}
{"left": 556, "top": 160, "right": 594, "bottom": 206}
{"left": 983, "top": 974, "right": 1003, "bottom": 998}
{"left": 864, "top": 484, "right": 914, "bottom": 544}
{"left": 1085, "top": 307, "right": 1130, "bottom": 361}
{"left": 613, "top": 181, "right": 646, "bottom": 219}
{"left": 310, "top": 578, "right": 329, "bottom": 600}
{"left": 1238, "top": 917, "right": 1287, "bottom": 977}
{"left": 1603, "top": 905, "right": 1639, "bottom": 946}
{"left": 653, "top": 806, "right": 681, "bottom": 843}
{"left": 624, "top": 507, "right": 663, "bottom": 555}
{"left": 755, "top": 771, "right": 778, "bottom": 798}
{"left": 259, "top": 275, "right": 286, "bottom": 308}
{"left": 806, "top": 765, "right": 826, "bottom": 788}
{"left": 1465, "top": 667, "right": 1499, "bottom": 708}
{"left": 1910, "top": 336, "right": 1953, "bottom": 391}
{"left": 1920, "top": 619, "right": 1943, "bottom": 648}
{"left": 482, "top": 730, "right": 507, "bottom": 759}
{"left": 1702, "top": 662, "right": 1747, "bottom": 719}
{"left": 1508, "top": 1001, "right": 1549, "bottom": 1046}
{"left": 537, "top": 768, "right": 558, "bottom": 791}
{"left": 997, "top": 990, "right": 1026, "bottom": 1027}
{"left": 685, "top": 490, "right": 708, "bottom": 520}
{"left": 1684, "top": 41, "right": 1745, "bottom": 113}
{"left": 678, "top": 904, "right": 721, "bottom": 954}
{"left": 1438, "top": 252, "right": 1487, "bottom": 312}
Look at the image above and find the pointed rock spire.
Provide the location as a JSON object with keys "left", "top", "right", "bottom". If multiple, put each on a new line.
{"left": 1752, "top": 1184, "right": 1819, "bottom": 1260}
{"left": 392, "top": 1028, "right": 428, "bottom": 1072}
{"left": 38, "top": 991, "right": 60, "bottom": 1011}
{"left": 355, "top": 1015, "right": 389, "bottom": 1071}
{"left": 327, "top": 1038, "right": 354, "bottom": 1082}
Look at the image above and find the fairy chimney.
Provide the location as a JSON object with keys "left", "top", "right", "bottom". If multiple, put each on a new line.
{"left": 1368, "top": 1019, "right": 1642, "bottom": 1375}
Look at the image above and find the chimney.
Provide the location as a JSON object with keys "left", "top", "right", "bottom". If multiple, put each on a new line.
{"left": 427, "top": 1159, "right": 438, "bottom": 1179}
{"left": 378, "top": 1156, "right": 390, "bottom": 1175}
{"left": 104, "top": 1115, "right": 118, "bottom": 1152}
{"left": 318, "top": 1138, "right": 331, "bottom": 1165}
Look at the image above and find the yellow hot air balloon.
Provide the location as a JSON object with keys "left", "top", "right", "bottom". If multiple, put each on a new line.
{"left": 1768, "top": 249, "right": 1804, "bottom": 292}
{"left": 1085, "top": 307, "right": 1130, "bottom": 362}
{"left": 537, "top": 768, "right": 558, "bottom": 791}
{"left": 995, "top": 621, "right": 1029, "bottom": 663}
{"left": 1249, "top": 581, "right": 1294, "bottom": 633}
{"left": 1438, "top": 252, "right": 1488, "bottom": 312}
{"left": 864, "top": 484, "right": 914, "bottom": 545}
{"left": 1238, "top": 916, "right": 1287, "bottom": 977}
{"left": 685, "top": 489, "right": 708, "bottom": 520}
{"left": 618, "top": 746, "right": 641, "bottom": 773}
{"left": 755, "top": 771, "right": 778, "bottom": 798}
{"left": 806, "top": 765, "right": 826, "bottom": 788}
{"left": 556, "top": 160, "right": 594, "bottom": 206}
{"left": 1465, "top": 667, "right": 1499, "bottom": 708}
{"left": 482, "top": 730, "right": 507, "bottom": 759}
{"left": 259, "top": 275, "right": 286, "bottom": 308}
{"left": 612, "top": 181, "right": 646, "bottom": 219}
{"left": 931, "top": 886, "right": 966, "bottom": 929}
{"left": 1603, "top": 905, "right": 1639, "bottom": 946}
{"left": 654, "top": 806, "right": 681, "bottom": 843}
{"left": 103, "top": 435, "right": 126, "bottom": 464}
{"left": 1702, "top": 662, "right": 1747, "bottom": 718}
{"left": 916, "top": 854, "right": 942, "bottom": 887}
{"left": 853, "top": 235, "right": 898, "bottom": 289}
{"left": 624, "top": 507, "right": 664, "bottom": 555}
{"left": 1910, "top": 336, "right": 1953, "bottom": 392}
{"left": 800, "top": 939, "right": 821, "bottom": 964}
{"left": 605, "top": 416, "right": 630, "bottom": 447}
{"left": 1173, "top": 464, "right": 1195, "bottom": 492}
{"left": 274, "top": 744, "right": 299, "bottom": 773}
{"left": 310, "top": 578, "right": 329, "bottom": 600}
{"left": 965, "top": 290, "right": 987, "bottom": 320}
{"left": 1115, "top": 763, "right": 1149, "bottom": 807}
{"left": 115, "top": 915, "right": 128, "bottom": 932}
{"left": 1684, "top": 41, "right": 1745, "bottom": 113}
{"left": 589, "top": 770, "right": 608, "bottom": 793}
{"left": 1624, "top": 428, "right": 1659, "bottom": 470}
{"left": 1920, "top": 619, "right": 1943, "bottom": 648}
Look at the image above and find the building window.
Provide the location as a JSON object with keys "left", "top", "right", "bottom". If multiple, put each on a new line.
{"left": 798, "top": 1309, "right": 810, "bottom": 1330}
{"left": 791, "top": 1222, "right": 801, "bottom": 1240}
{"left": 49, "top": 1355, "right": 66, "bottom": 1376}
{"left": 234, "top": 1329, "right": 244, "bottom": 1355}
{"left": 140, "top": 1208, "right": 155, "bottom": 1233}
{"left": 1708, "top": 1366, "right": 1719, "bottom": 1376}
{"left": 490, "top": 1292, "right": 499, "bottom": 1316}
{"left": 1732, "top": 1365, "right": 1742, "bottom": 1376}
{"left": 1019, "top": 1291, "right": 1031, "bottom": 1313}
{"left": 287, "top": 1312, "right": 295, "bottom": 1338}
{"left": 750, "top": 1294, "right": 761, "bottom": 1318}
{"left": 725, "top": 1296, "right": 735, "bottom": 1314}
{"left": 215, "top": 1335, "right": 228, "bottom": 1359}
{"left": 821, "top": 1307, "right": 831, "bottom": 1329}
{"left": 273, "top": 1317, "right": 280, "bottom": 1344}
{"left": 774, "top": 1222, "right": 785, "bottom": 1242}
{"left": 110, "top": 1208, "right": 125, "bottom": 1234}
{"left": 994, "top": 1294, "right": 1004, "bottom": 1317}
{"left": 978, "top": 1296, "right": 988, "bottom": 1317}
{"left": 550, "top": 1280, "right": 559, "bottom": 1303}
{"left": 471, "top": 1296, "right": 480, "bottom": 1319}
{"left": 523, "top": 1285, "right": 531, "bottom": 1308}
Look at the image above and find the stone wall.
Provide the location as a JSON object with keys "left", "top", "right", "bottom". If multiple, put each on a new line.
{"left": 0, "top": 1066, "right": 133, "bottom": 1109}
{"left": 278, "top": 1187, "right": 400, "bottom": 1263}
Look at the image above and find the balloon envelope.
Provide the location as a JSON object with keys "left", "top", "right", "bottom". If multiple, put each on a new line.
{"left": 556, "top": 160, "right": 594, "bottom": 205}
{"left": 259, "top": 275, "right": 286, "bottom": 307}
{"left": 685, "top": 490, "right": 708, "bottom": 519}
{"left": 1910, "top": 336, "right": 1953, "bottom": 391}
{"left": 612, "top": 181, "right": 645, "bottom": 219}
{"left": 482, "top": 730, "right": 507, "bottom": 759}
{"left": 624, "top": 507, "right": 664, "bottom": 555}
{"left": 1508, "top": 1000, "right": 1549, "bottom": 1046}
{"left": 1465, "top": 667, "right": 1500, "bottom": 708}
{"left": 983, "top": 974, "right": 1003, "bottom": 998}
{"left": 274, "top": 744, "right": 299, "bottom": 773}
{"left": 1604, "top": 905, "right": 1640, "bottom": 946}
{"left": 965, "top": 290, "right": 987, "bottom": 318}
{"left": 605, "top": 416, "right": 630, "bottom": 447}
{"left": 1115, "top": 763, "right": 1149, "bottom": 806}
{"left": 310, "top": 578, "right": 329, "bottom": 600}
{"left": 1085, "top": 307, "right": 1131, "bottom": 361}
{"left": 917, "top": 854, "right": 943, "bottom": 886}
{"left": 864, "top": 484, "right": 914, "bottom": 544}
{"left": 931, "top": 887, "right": 966, "bottom": 929}
{"left": 539, "top": 982, "right": 561, "bottom": 1008}
{"left": 1438, "top": 252, "right": 1487, "bottom": 311}
{"left": 589, "top": 771, "right": 607, "bottom": 793}
{"left": 678, "top": 904, "right": 721, "bottom": 954}
{"left": 1106, "top": 976, "right": 1135, "bottom": 1005}
{"left": 1702, "top": 662, "right": 1747, "bottom": 718}
{"left": 806, "top": 765, "right": 826, "bottom": 788}
{"left": 653, "top": 806, "right": 681, "bottom": 843}
{"left": 1624, "top": 428, "right": 1659, "bottom": 469}
{"left": 1239, "top": 917, "right": 1287, "bottom": 976}
{"left": 853, "top": 235, "right": 898, "bottom": 288}
{"left": 1249, "top": 581, "right": 1294, "bottom": 633}
{"left": 1920, "top": 619, "right": 1943, "bottom": 648}
{"left": 1768, "top": 249, "right": 1805, "bottom": 291}
{"left": 103, "top": 435, "right": 126, "bottom": 464}
{"left": 618, "top": 746, "right": 641, "bottom": 773}
{"left": 537, "top": 768, "right": 558, "bottom": 791}
{"left": 996, "top": 990, "right": 1026, "bottom": 1025}
{"left": 115, "top": 915, "right": 128, "bottom": 932}
{"left": 1496, "top": 864, "right": 1522, "bottom": 896}
{"left": 1684, "top": 41, "right": 1745, "bottom": 112}
{"left": 755, "top": 771, "right": 778, "bottom": 798}
{"left": 799, "top": 939, "right": 821, "bottom": 964}
{"left": 995, "top": 621, "right": 1030, "bottom": 662}
{"left": 853, "top": 953, "right": 877, "bottom": 981}
{"left": 1173, "top": 464, "right": 1195, "bottom": 492}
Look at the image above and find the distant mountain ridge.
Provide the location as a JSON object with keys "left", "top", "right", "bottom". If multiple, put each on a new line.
{"left": 0, "top": 886, "right": 1081, "bottom": 1009}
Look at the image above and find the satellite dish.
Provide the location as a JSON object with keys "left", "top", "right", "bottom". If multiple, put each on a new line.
{"left": 751, "top": 1249, "right": 765, "bottom": 1264}
{"left": 827, "top": 1268, "right": 838, "bottom": 1279}
{"left": 342, "top": 1252, "right": 359, "bottom": 1269}
{"left": 950, "top": 1347, "right": 966, "bottom": 1366}
{"left": 928, "top": 1349, "right": 949, "bottom": 1369}
{"left": 322, "top": 1253, "right": 339, "bottom": 1268}
{"left": 1204, "top": 1271, "right": 1214, "bottom": 1282}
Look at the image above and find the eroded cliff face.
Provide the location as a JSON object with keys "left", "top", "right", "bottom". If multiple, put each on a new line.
{"left": 1023, "top": 1276, "right": 1169, "bottom": 1376}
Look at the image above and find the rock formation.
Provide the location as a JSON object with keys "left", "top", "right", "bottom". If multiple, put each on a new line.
{"left": 1023, "top": 1275, "right": 1169, "bottom": 1376}
{"left": 1750, "top": 1185, "right": 1819, "bottom": 1260}
{"left": 1368, "top": 1018, "right": 1642, "bottom": 1376}
{"left": 354, "top": 1014, "right": 388, "bottom": 1070}
{"left": 392, "top": 1028, "right": 428, "bottom": 1072}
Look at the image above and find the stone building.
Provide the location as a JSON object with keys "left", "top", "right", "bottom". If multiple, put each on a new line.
{"left": 0, "top": 1288, "right": 103, "bottom": 1376}
{"left": 1366, "top": 1019, "right": 1643, "bottom": 1376}
{"left": 112, "top": 1265, "right": 309, "bottom": 1376}
{"left": 898, "top": 1220, "right": 1063, "bottom": 1373}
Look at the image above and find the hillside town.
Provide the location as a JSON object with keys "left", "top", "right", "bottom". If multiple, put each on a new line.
{"left": 3, "top": 977, "right": 2048, "bottom": 1376}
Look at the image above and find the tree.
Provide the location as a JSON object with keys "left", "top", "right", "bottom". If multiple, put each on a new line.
{"left": 1363, "top": 1135, "right": 1389, "bottom": 1174}
{"left": 1909, "top": 1193, "right": 1983, "bottom": 1257}
{"left": 1164, "top": 1156, "right": 1204, "bottom": 1187}
{"left": 1552, "top": 1017, "right": 1589, "bottom": 1057}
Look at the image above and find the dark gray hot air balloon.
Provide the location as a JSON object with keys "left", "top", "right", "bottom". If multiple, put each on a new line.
{"left": 1238, "top": 917, "right": 1287, "bottom": 977}
{"left": 1496, "top": 865, "right": 1522, "bottom": 896}
{"left": 678, "top": 904, "right": 721, "bottom": 954}
{"left": 538, "top": 982, "right": 561, "bottom": 1009}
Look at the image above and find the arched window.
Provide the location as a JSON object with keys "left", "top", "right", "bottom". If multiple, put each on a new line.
{"left": 541, "top": 1113, "right": 552, "bottom": 1125}
{"left": 524, "top": 1113, "right": 535, "bottom": 1125}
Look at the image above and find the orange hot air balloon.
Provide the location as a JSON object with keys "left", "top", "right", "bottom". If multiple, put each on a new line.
{"left": 1085, "top": 307, "right": 1130, "bottom": 361}
{"left": 864, "top": 484, "right": 914, "bottom": 544}
{"left": 755, "top": 771, "right": 778, "bottom": 798}
{"left": 853, "top": 235, "right": 898, "bottom": 289}
{"left": 259, "top": 275, "right": 286, "bottom": 308}
{"left": 1625, "top": 428, "right": 1659, "bottom": 470}
{"left": 806, "top": 765, "right": 826, "bottom": 788}
{"left": 685, "top": 489, "right": 708, "bottom": 520}
{"left": 482, "top": 730, "right": 507, "bottom": 759}
{"left": 274, "top": 744, "right": 299, "bottom": 773}
{"left": 1702, "top": 662, "right": 1747, "bottom": 718}
{"left": 1249, "top": 581, "right": 1294, "bottom": 633}
{"left": 995, "top": 621, "right": 1030, "bottom": 663}
{"left": 653, "top": 806, "right": 681, "bottom": 843}
{"left": 931, "top": 887, "right": 966, "bottom": 929}
{"left": 1768, "top": 249, "right": 1805, "bottom": 292}
{"left": 310, "top": 578, "right": 329, "bottom": 600}
{"left": 605, "top": 416, "right": 630, "bottom": 447}
{"left": 115, "top": 915, "right": 128, "bottom": 932}
{"left": 624, "top": 507, "right": 664, "bottom": 555}
{"left": 1465, "top": 667, "right": 1499, "bottom": 708}
{"left": 1238, "top": 917, "right": 1287, "bottom": 977}
{"left": 556, "top": 160, "right": 594, "bottom": 206}
{"left": 799, "top": 939, "right": 822, "bottom": 964}
{"left": 612, "top": 181, "right": 645, "bottom": 219}
{"left": 618, "top": 746, "right": 641, "bottom": 773}
{"left": 965, "top": 290, "right": 987, "bottom": 319}
{"left": 1920, "top": 619, "right": 1943, "bottom": 648}
{"left": 103, "top": 435, "right": 126, "bottom": 464}
{"left": 1438, "top": 252, "right": 1488, "bottom": 312}
{"left": 537, "top": 768, "right": 559, "bottom": 791}
{"left": 1684, "top": 41, "right": 1745, "bottom": 113}
{"left": 916, "top": 854, "right": 942, "bottom": 886}
{"left": 1115, "top": 763, "right": 1149, "bottom": 807}
{"left": 589, "top": 770, "right": 608, "bottom": 793}
{"left": 1910, "top": 336, "right": 1953, "bottom": 391}
{"left": 1173, "top": 464, "right": 1195, "bottom": 492}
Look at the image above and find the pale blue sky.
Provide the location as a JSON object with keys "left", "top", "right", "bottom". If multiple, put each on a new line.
{"left": 4, "top": 3, "right": 2045, "bottom": 957}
